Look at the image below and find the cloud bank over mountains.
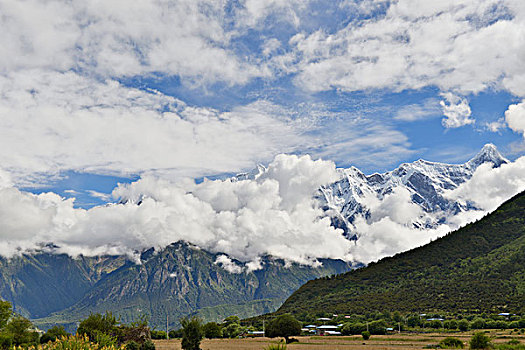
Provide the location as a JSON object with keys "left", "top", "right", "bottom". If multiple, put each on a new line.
{"left": 1, "top": 153, "right": 524, "bottom": 267}
{"left": 1, "top": 0, "right": 525, "bottom": 266}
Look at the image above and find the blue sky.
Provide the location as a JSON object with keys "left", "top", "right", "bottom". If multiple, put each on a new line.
{"left": 1, "top": 0, "right": 525, "bottom": 208}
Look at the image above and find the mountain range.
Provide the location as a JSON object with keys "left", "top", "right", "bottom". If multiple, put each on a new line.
{"left": 318, "top": 143, "right": 508, "bottom": 237}
{"left": 3, "top": 243, "right": 349, "bottom": 331}
{"left": 0, "top": 144, "right": 515, "bottom": 330}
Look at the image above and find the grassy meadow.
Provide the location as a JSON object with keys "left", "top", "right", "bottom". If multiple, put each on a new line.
{"left": 152, "top": 330, "right": 525, "bottom": 349}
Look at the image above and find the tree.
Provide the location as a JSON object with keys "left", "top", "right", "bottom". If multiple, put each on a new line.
{"left": 469, "top": 332, "right": 490, "bottom": 349}
{"left": 361, "top": 331, "right": 370, "bottom": 340}
{"left": 222, "top": 316, "right": 240, "bottom": 327}
{"left": 368, "top": 320, "right": 388, "bottom": 335}
{"left": 0, "top": 302, "right": 11, "bottom": 330}
{"left": 458, "top": 319, "right": 470, "bottom": 331}
{"left": 40, "top": 325, "right": 69, "bottom": 343}
{"left": 180, "top": 317, "right": 203, "bottom": 350}
{"left": 341, "top": 322, "right": 365, "bottom": 335}
{"left": 406, "top": 315, "right": 420, "bottom": 328}
{"left": 265, "top": 314, "right": 301, "bottom": 344}
{"left": 5, "top": 315, "right": 38, "bottom": 346}
{"left": 222, "top": 323, "right": 242, "bottom": 338}
{"left": 202, "top": 322, "right": 222, "bottom": 339}
{"left": 470, "top": 318, "right": 486, "bottom": 330}
{"left": 77, "top": 312, "right": 119, "bottom": 341}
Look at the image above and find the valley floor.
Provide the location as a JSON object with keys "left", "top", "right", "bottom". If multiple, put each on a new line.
{"left": 153, "top": 330, "right": 525, "bottom": 349}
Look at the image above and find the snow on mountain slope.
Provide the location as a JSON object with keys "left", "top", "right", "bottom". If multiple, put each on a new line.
{"left": 317, "top": 144, "right": 509, "bottom": 239}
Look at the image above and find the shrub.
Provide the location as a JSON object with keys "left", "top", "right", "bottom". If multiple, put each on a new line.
{"left": 486, "top": 320, "right": 498, "bottom": 329}
{"left": 265, "top": 344, "right": 287, "bottom": 350}
{"left": 470, "top": 332, "right": 491, "bottom": 349}
{"left": 141, "top": 339, "right": 155, "bottom": 350}
{"left": 168, "top": 329, "right": 182, "bottom": 339}
{"left": 439, "top": 337, "right": 464, "bottom": 349}
{"left": 95, "top": 332, "right": 118, "bottom": 348}
{"left": 39, "top": 335, "right": 125, "bottom": 349}
{"left": 362, "top": 331, "right": 370, "bottom": 340}
{"left": 41, "top": 326, "right": 69, "bottom": 344}
{"left": 126, "top": 340, "right": 140, "bottom": 350}
{"left": 149, "top": 330, "right": 166, "bottom": 339}
{"left": 448, "top": 320, "right": 458, "bottom": 330}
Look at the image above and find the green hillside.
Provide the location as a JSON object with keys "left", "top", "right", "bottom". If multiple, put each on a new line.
{"left": 275, "top": 191, "right": 525, "bottom": 317}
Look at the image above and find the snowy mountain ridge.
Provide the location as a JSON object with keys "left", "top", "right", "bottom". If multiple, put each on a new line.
{"left": 317, "top": 144, "right": 508, "bottom": 238}
{"left": 232, "top": 144, "right": 509, "bottom": 240}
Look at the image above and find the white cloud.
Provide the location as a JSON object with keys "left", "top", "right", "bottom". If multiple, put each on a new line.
{"left": 0, "top": 68, "right": 416, "bottom": 186}
{"left": 0, "top": 152, "right": 523, "bottom": 266}
{"left": 0, "top": 71, "right": 307, "bottom": 185}
{"left": 287, "top": 0, "right": 525, "bottom": 98}
{"left": 394, "top": 99, "right": 441, "bottom": 122}
{"left": 486, "top": 118, "right": 507, "bottom": 132}
{"left": 504, "top": 100, "right": 525, "bottom": 137}
{"left": 214, "top": 255, "right": 244, "bottom": 274}
{"left": 0, "top": 0, "right": 264, "bottom": 85}
{"left": 348, "top": 187, "right": 446, "bottom": 263}
{"left": 439, "top": 93, "right": 475, "bottom": 128}
{"left": 447, "top": 156, "right": 525, "bottom": 211}
{"left": 86, "top": 190, "right": 111, "bottom": 202}
{"left": 0, "top": 154, "right": 353, "bottom": 266}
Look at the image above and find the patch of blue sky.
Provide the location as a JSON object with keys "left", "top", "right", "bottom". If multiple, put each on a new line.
{"left": 22, "top": 171, "right": 139, "bottom": 209}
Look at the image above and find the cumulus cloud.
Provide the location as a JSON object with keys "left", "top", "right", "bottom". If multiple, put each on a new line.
{"left": 439, "top": 93, "right": 475, "bottom": 128}
{"left": 447, "top": 156, "right": 525, "bottom": 211}
{"left": 347, "top": 188, "right": 446, "bottom": 263}
{"left": 0, "top": 155, "right": 353, "bottom": 267}
{"left": 214, "top": 255, "right": 243, "bottom": 274}
{"left": 1, "top": 152, "right": 523, "bottom": 267}
{"left": 504, "top": 100, "right": 525, "bottom": 137}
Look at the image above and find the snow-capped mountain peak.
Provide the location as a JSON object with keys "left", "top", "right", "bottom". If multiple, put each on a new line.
{"left": 466, "top": 143, "right": 508, "bottom": 169}
{"left": 318, "top": 144, "right": 509, "bottom": 238}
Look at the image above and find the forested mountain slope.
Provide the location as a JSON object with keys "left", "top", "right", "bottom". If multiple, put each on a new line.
{"left": 276, "top": 191, "right": 525, "bottom": 316}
